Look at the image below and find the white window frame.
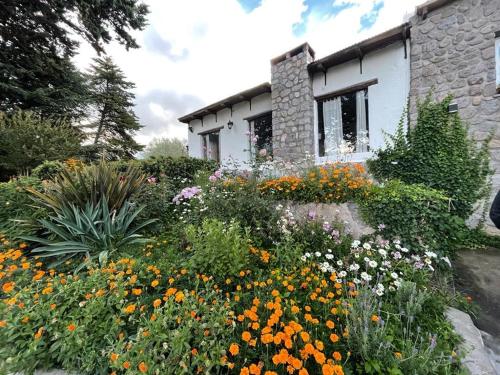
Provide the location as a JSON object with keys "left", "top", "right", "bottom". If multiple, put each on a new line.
{"left": 199, "top": 127, "right": 222, "bottom": 163}
{"left": 314, "top": 86, "right": 373, "bottom": 165}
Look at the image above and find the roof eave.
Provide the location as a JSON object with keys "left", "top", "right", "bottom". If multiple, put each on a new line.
{"left": 308, "top": 22, "right": 411, "bottom": 75}
{"left": 178, "top": 82, "right": 271, "bottom": 124}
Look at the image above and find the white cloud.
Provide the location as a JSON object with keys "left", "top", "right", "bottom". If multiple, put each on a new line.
{"left": 74, "top": 0, "right": 427, "bottom": 147}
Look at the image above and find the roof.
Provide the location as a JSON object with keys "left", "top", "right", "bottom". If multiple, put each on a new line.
{"left": 308, "top": 22, "right": 411, "bottom": 74}
{"left": 178, "top": 82, "right": 271, "bottom": 124}
{"left": 416, "top": 0, "right": 456, "bottom": 17}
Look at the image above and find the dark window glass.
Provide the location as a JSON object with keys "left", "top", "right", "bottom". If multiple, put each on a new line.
{"left": 201, "top": 131, "right": 220, "bottom": 163}
{"left": 253, "top": 112, "right": 272, "bottom": 158}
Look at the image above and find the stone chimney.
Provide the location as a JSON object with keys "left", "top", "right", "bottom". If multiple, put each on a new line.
{"left": 271, "top": 43, "right": 315, "bottom": 163}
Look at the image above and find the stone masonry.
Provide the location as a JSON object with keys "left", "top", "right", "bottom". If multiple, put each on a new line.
{"left": 409, "top": 0, "right": 500, "bottom": 229}
{"left": 271, "top": 43, "right": 315, "bottom": 163}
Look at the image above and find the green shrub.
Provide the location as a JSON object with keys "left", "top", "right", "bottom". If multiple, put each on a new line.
{"left": 0, "top": 110, "right": 83, "bottom": 175}
{"left": 360, "top": 181, "right": 465, "bottom": 254}
{"left": 32, "top": 161, "right": 65, "bottom": 181}
{"left": 367, "top": 95, "right": 491, "bottom": 219}
{"left": 134, "top": 180, "right": 179, "bottom": 234}
{"left": 185, "top": 219, "right": 250, "bottom": 277}
{"left": 140, "top": 156, "right": 217, "bottom": 186}
{"left": 23, "top": 199, "right": 155, "bottom": 270}
{"left": 0, "top": 176, "right": 46, "bottom": 236}
{"left": 108, "top": 288, "right": 231, "bottom": 375}
{"left": 28, "top": 160, "right": 145, "bottom": 213}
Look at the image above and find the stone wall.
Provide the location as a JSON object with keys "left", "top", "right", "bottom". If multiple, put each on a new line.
{"left": 409, "top": 0, "right": 500, "bottom": 229}
{"left": 271, "top": 44, "right": 315, "bottom": 163}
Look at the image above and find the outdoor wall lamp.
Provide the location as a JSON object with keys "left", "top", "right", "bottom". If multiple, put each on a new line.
{"left": 188, "top": 125, "right": 193, "bottom": 133}
{"left": 227, "top": 120, "right": 234, "bottom": 130}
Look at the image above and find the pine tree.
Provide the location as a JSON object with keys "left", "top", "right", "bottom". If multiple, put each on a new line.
{"left": 0, "top": 0, "right": 148, "bottom": 117}
{"left": 85, "top": 57, "right": 144, "bottom": 159}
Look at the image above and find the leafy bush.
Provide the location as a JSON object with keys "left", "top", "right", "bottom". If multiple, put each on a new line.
{"left": 108, "top": 288, "right": 231, "bottom": 375}
{"left": 140, "top": 156, "right": 216, "bottom": 183}
{"left": 367, "top": 95, "right": 491, "bottom": 218}
{"left": 259, "top": 162, "right": 371, "bottom": 203}
{"left": 0, "top": 110, "right": 83, "bottom": 176}
{"left": 360, "top": 180, "right": 465, "bottom": 254}
{"left": 28, "top": 160, "right": 145, "bottom": 213}
{"left": 0, "top": 176, "right": 46, "bottom": 236}
{"left": 185, "top": 219, "right": 250, "bottom": 277}
{"left": 23, "top": 199, "right": 155, "bottom": 270}
{"left": 134, "top": 180, "right": 179, "bottom": 234}
{"left": 32, "top": 161, "right": 65, "bottom": 181}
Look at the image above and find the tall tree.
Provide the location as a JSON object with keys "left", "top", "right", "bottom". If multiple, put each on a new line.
{"left": 85, "top": 57, "right": 143, "bottom": 159}
{"left": 143, "top": 137, "right": 187, "bottom": 159}
{"left": 0, "top": 0, "right": 149, "bottom": 117}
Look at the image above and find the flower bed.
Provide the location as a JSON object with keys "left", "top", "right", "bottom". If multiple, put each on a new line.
{"left": 258, "top": 163, "right": 371, "bottom": 204}
{"left": 0, "top": 228, "right": 461, "bottom": 375}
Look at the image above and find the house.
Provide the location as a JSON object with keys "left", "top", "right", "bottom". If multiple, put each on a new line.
{"left": 179, "top": 0, "right": 500, "bottom": 223}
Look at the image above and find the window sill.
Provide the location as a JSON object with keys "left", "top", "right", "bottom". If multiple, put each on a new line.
{"left": 316, "top": 152, "right": 373, "bottom": 165}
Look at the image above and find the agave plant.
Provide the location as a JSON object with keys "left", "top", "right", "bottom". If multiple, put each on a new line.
{"left": 27, "top": 159, "right": 146, "bottom": 213}
{"left": 21, "top": 198, "right": 156, "bottom": 271}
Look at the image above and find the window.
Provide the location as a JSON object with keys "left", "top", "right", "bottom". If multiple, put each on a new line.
{"left": 496, "top": 31, "right": 500, "bottom": 91}
{"left": 317, "top": 88, "right": 369, "bottom": 157}
{"left": 251, "top": 112, "right": 272, "bottom": 158}
{"left": 201, "top": 131, "right": 220, "bottom": 162}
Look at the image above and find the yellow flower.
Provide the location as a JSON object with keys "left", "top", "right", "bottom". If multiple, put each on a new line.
{"left": 151, "top": 279, "right": 159, "bottom": 287}
{"left": 153, "top": 299, "right": 161, "bottom": 308}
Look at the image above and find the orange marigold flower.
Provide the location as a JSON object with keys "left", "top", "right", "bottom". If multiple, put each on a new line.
{"left": 153, "top": 299, "right": 161, "bottom": 308}
{"left": 123, "top": 304, "right": 136, "bottom": 314}
{"left": 326, "top": 320, "right": 335, "bottom": 329}
{"left": 132, "top": 288, "right": 142, "bottom": 296}
{"left": 330, "top": 333, "right": 339, "bottom": 343}
{"left": 240, "top": 367, "right": 250, "bottom": 375}
{"left": 371, "top": 315, "right": 379, "bottom": 323}
{"left": 242, "top": 331, "right": 252, "bottom": 342}
{"left": 333, "top": 351, "right": 342, "bottom": 361}
{"left": 151, "top": 279, "right": 159, "bottom": 288}
{"left": 67, "top": 323, "right": 76, "bottom": 332}
{"left": 138, "top": 362, "right": 148, "bottom": 373}
{"left": 2, "top": 281, "right": 14, "bottom": 293}
{"left": 110, "top": 353, "right": 119, "bottom": 362}
{"left": 0, "top": 320, "right": 6, "bottom": 328}
{"left": 123, "top": 361, "right": 131, "bottom": 369}
{"left": 229, "top": 343, "right": 239, "bottom": 356}
{"left": 34, "top": 327, "right": 44, "bottom": 340}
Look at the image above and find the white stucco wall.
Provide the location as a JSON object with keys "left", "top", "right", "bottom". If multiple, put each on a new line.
{"left": 187, "top": 92, "right": 271, "bottom": 166}
{"left": 312, "top": 41, "right": 411, "bottom": 163}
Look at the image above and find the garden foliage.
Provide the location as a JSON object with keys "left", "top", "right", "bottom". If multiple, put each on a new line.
{"left": 185, "top": 219, "right": 250, "bottom": 277}
{"left": 367, "top": 95, "right": 491, "bottom": 219}
{"left": 28, "top": 160, "right": 145, "bottom": 213}
{"left": 360, "top": 180, "right": 465, "bottom": 254}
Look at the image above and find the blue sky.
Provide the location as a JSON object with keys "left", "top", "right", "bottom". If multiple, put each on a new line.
{"left": 75, "top": 0, "right": 425, "bottom": 144}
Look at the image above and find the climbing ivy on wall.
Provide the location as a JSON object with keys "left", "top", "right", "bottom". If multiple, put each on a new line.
{"left": 367, "top": 94, "right": 492, "bottom": 219}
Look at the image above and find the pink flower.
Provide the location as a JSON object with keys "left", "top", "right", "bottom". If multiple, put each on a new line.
{"left": 209, "top": 175, "right": 217, "bottom": 183}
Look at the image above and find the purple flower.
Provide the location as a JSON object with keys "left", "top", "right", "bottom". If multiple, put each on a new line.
{"left": 208, "top": 175, "right": 217, "bottom": 183}
{"left": 147, "top": 176, "right": 157, "bottom": 184}
{"left": 214, "top": 170, "right": 222, "bottom": 178}
{"left": 378, "top": 224, "right": 386, "bottom": 231}
{"left": 307, "top": 210, "right": 316, "bottom": 220}
{"left": 322, "top": 222, "right": 331, "bottom": 232}
{"left": 172, "top": 186, "right": 202, "bottom": 204}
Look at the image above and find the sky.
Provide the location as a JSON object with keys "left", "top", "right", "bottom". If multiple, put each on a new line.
{"left": 74, "top": 0, "right": 428, "bottom": 147}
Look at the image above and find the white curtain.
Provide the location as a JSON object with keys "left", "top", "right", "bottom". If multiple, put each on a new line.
{"left": 323, "top": 97, "right": 343, "bottom": 156}
{"left": 355, "top": 90, "right": 368, "bottom": 152}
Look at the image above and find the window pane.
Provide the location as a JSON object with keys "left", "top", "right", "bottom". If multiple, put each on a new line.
{"left": 317, "top": 88, "right": 369, "bottom": 155}
{"left": 208, "top": 132, "right": 220, "bottom": 162}
{"left": 253, "top": 112, "right": 272, "bottom": 157}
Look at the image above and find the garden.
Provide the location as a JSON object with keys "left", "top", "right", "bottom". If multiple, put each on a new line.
{"left": 0, "top": 96, "right": 496, "bottom": 375}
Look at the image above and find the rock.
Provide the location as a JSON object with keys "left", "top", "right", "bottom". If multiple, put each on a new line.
{"left": 284, "top": 202, "right": 374, "bottom": 239}
{"left": 446, "top": 307, "right": 497, "bottom": 375}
